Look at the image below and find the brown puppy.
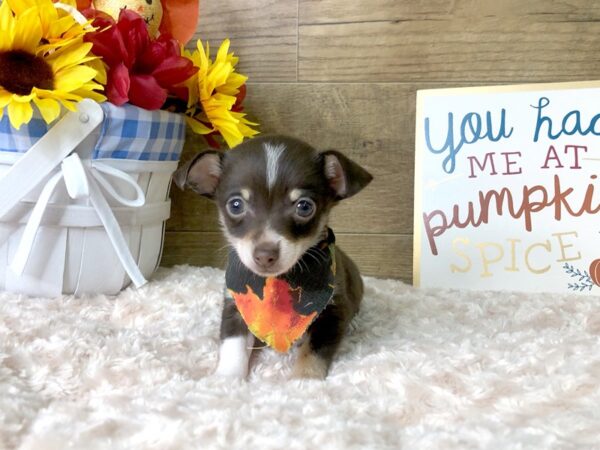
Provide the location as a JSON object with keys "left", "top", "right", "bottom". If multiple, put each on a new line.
{"left": 174, "top": 135, "right": 372, "bottom": 379}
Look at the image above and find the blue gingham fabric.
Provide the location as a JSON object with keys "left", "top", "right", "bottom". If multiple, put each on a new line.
{"left": 0, "top": 102, "right": 185, "bottom": 161}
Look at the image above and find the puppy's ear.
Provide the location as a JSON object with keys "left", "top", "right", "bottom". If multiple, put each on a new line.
{"left": 322, "top": 150, "right": 373, "bottom": 199}
{"left": 172, "top": 151, "right": 223, "bottom": 198}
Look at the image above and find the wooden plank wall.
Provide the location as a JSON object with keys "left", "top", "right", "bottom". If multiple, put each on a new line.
{"left": 161, "top": 0, "right": 600, "bottom": 282}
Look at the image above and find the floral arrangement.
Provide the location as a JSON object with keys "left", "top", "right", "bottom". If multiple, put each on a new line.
{"left": 0, "top": 0, "right": 258, "bottom": 148}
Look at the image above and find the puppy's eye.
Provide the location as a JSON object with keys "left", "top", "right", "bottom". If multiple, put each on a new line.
{"left": 226, "top": 197, "right": 246, "bottom": 217}
{"left": 295, "top": 198, "right": 315, "bottom": 219}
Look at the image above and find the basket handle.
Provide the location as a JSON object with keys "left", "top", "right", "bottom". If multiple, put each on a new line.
{"left": 0, "top": 99, "right": 104, "bottom": 219}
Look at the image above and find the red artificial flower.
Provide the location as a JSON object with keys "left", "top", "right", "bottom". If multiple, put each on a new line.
{"left": 84, "top": 9, "right": 197, "bottom": 110}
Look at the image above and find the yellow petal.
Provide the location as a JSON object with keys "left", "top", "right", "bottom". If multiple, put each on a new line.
{"left": 71, "top": 87, "right": 106, "bottom": 103}
{"left": 7, "top": 98, "right": 33, "bottom": 129}
{"left": 0, "top": 89, "right": 12, "bottom": 108}
{"left": 12, "top": 7, "right": 42, "bottom": 53}
{"left": 216, "top": 73, "right": 247, "bottom": 96}
{"left": 47, "top": 15, "right": 78, "bottom": 40}
{"left": 47, "top": 41, "right": 93, "bottom": 72}
{"left": 211, "top": 117, "right": 243, "bottom": 142}
{"left": 62, "top": 23, "right": 87, "bottom": 40}
{"left": 185, "top": 116, "right": 213, "bottom": 135}
{"left": 233, "top": 111, "right": 260, "bottom": 127}
{"left": 37, "top": 35, "right": 80, "bottom": 54}
{"left": 211, "top": 116, "right": 240, "bottom": 129}
{"left": 215, "top": 39, "right": 231, "bottom": 63}
{"left": 211, "top": 93, "right": 237, "bottom": 109}
{"left": 196, "top": 40, "right": 209, "bottom": 71}
{"left": 186, "top": 49, "right": 201, "bottom": 68}
{"left": 5, "top": 0, "right": 37, "bottom": 16}
{"left": 236, "top": 121, "right": 260, "bottom": 138}
{"left": 12, "top": 93, "right": 35, "bottom": 103}
{"left": 32, "top": 96, "right": 60, "bottom": 123}
{"left": 0, "top": 1, "right": 14, "bottom": 38}
{"left": 59, "top": 0, "right": 78, "bottom": 8}
{"left": 38, "top": 89, "right": 81, "bottom": 102}
{"left": 57, "top": 98, "right": 78, "bottom": 111}
{"left": 34, "top": 89, "right": 85, "bottom": 112}
{"left": 85, "top": 57, "right": 107, "bottom": 84}
{"left": 187, "top": 91, "right": 199, "bottom": 109}
{"left": 220, "top": 129, "right": 243, "bottom": 148}
{"left": 208, "top": 62, "right": 234, "bottom": 92}
{"left": 54, "top": 65, "right": 97, "bottom": 92}
{"left": 38, "top": 2, "right": 58, "bottom": 37}
{"left": 78, "top": 81, "right": 105, "bottom": 92}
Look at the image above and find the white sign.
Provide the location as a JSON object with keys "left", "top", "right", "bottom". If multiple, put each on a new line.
{"left": 414, "top": 81, "right": 600, "bottom": 294}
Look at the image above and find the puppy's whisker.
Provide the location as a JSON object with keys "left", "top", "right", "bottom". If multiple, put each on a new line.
{"left": 218, "top": 243, "right": 234, "bottom": 253}
{"left": 293, "top": 258, "right": 306, "bottom": 274}
{"left": 248, "top": 344, "right": 267, "bottom": 350}
{"left": 290, "top": 262, "right": 299, "bottom": 274}
{"left": 300, "top": 259, "right": 310, "bottom": 273}
{"left": 304, "top": 251, "right": 322, "bottom": 266}
{"left": 306, "top": 248, "right": 327, "bottom": 264}
{"left": 312, "top": 247, "right": 329, "bottom": 260}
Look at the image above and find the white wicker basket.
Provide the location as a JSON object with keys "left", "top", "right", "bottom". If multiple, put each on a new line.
{"left": 0, "top": 100, "right": 185, "bottom": 297}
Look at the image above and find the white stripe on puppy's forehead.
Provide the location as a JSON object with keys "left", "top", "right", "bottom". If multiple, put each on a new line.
{"left": 264, "top": 142, "right": 286, "bottom": 189}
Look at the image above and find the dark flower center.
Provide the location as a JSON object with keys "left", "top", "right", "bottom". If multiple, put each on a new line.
{"left": 0, "top": 50, "right": 54, "bottom": 95}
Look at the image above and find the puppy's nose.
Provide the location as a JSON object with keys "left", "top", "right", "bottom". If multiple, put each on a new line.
{"left": 253, "top": 243, "right": 279, "bottom": 269}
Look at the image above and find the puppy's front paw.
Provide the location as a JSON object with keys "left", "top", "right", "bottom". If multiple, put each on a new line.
{"left": 214, "top": 335, "right": 252, "bottom": 379}
{"left": 291, "top": 361, "right": 328, "bottom": 380}
{"left": 291, "top": 342, "right": 329, "bottom": 380}
{"left": 214, "top": 362, "right": 247, "bottom": 379}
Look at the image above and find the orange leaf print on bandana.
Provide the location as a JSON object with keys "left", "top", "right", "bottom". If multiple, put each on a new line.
{"left": 230, "top": 278, "right": 318, "bottom": 353}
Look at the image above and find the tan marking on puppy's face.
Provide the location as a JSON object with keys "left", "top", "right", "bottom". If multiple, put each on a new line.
{"left": 240, "top": 188, "right": 251, "bottom": 201}
{"left": 289, "top": 189, "right": 303, "bottom": 202}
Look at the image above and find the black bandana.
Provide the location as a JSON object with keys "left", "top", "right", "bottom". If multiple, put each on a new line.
{"left": 225, "top": 228, "right": 336, "bottom": 352}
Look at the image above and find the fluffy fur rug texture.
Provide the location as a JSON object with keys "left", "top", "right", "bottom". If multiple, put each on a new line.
{"left": 1, "top": 265, "right": 600, "bottom": 449}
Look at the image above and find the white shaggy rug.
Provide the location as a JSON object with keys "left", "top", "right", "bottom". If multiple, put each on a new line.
{"left": 2, "top": 265, "right": 600, "bottom": 449}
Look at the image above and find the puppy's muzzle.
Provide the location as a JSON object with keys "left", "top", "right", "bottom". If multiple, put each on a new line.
{"left": 253, "top": 242, "right": 279, "bottom": 271}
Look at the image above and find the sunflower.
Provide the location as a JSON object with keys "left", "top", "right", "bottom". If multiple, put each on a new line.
{"left": 0, "top": 0, "right": 105, "bottom": 129}
{"left": 183, "top": 39, "right": 259, "bottom": 148}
